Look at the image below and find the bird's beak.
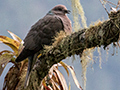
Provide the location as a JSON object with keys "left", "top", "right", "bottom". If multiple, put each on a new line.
{"left": 64, "top": 10, "right": 71, "bottom": 14}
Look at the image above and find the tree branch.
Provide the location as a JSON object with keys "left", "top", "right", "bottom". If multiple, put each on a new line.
{"left": 26, "top": 10, "right": 120, "bottom": 89}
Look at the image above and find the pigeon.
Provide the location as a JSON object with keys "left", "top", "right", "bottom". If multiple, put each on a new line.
{"left": 15, "top": 5, "right": 72, "bottom": 86}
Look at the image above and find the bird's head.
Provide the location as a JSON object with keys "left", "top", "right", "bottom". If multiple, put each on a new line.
{"left": 51, "top": 5, "right": 70, "bottom": 15}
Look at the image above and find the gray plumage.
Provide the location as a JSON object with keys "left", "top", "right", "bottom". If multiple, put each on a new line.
{"left": 15, "top": 4, "right": 72, "bottom": 87}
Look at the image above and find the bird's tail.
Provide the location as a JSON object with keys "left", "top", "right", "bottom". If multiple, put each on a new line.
{"left": 15, "top": 48, "right": 34, "bottom": 62}
{"left": 24, "top": 55, "right": 34, "bottom": 87}
{"left": 24, "top": 53, "right": 39, "bottom": 88}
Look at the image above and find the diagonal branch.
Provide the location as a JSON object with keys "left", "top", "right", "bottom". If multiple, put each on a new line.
{"left": 26, "top": 10, "right": 120, "bottom": 90}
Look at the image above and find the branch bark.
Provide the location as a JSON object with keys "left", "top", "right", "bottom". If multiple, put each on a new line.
{"left": 26, "top": 10, "right": 120, "bottom": 89}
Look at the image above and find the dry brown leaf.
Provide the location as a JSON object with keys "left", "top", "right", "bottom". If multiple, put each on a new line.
{"left": 0, "top": 35, "right": 20, "bottom": 54}
{"left": 50, "top": 78, "right": 60, "bottom": 90}
{"left": 67, "top": 66, "right": 83, "bottom": 90}
{"left": 53, "top": 67, "right": 68, "bottom": 90}
{"left": 59, "top": 61, "right": 69, "bottom": 76}
{"left": 0, "top": 51, "right": 14, "bottom": 76}
{"left": 7, "top": 30, "right": 22, "bottom": 43}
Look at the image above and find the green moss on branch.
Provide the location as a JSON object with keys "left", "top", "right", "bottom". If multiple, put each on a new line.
{"left": 26, "top": 10, "right": 120, "bottom": 90}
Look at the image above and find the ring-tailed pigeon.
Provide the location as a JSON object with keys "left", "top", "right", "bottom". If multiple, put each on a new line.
{"left": 15, "top": 4, "right": 72, "bottom": 86}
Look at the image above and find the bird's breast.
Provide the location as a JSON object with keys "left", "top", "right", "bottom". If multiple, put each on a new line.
{"left": 57, "top": 15, "right": 72, "bottom": 35}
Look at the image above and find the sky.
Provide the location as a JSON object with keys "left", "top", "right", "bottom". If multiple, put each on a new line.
{"left": 0, "top": 0, "right": 120, "bottom": 90}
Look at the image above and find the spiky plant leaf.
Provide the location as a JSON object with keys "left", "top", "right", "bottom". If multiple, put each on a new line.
{"left": 7, "top": 30, "right": 22, "bottom": 43}
{"left": 59, "top": 61, "right": 69, "bottom": 76}
{"left": 53, "top": 66, "right": 68, "bottom": 90}
{"left": 0, "top": 50, "right": 14, "bottom": 76}
{"left": 0, "top": 35, "right": 20, "bottom": 54}
{"left": 67, "top": 66, "right": 83, "bottom": 90}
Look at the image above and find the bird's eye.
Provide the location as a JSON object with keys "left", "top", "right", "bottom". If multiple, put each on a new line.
{"left": 58, "top": 8, "right": 62, "bottom": 11}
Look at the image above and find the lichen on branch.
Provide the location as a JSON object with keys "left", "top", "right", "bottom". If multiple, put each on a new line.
{"left": 26, "top": 10, "right": 120, "bottom": 90}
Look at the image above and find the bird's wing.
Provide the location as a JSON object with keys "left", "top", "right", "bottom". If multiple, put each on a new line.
{"left": 16, "top": 14, "right": 64, "bottom": 62}
{"left": 24, "top": 14, "right": 64, "bottom": 51}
